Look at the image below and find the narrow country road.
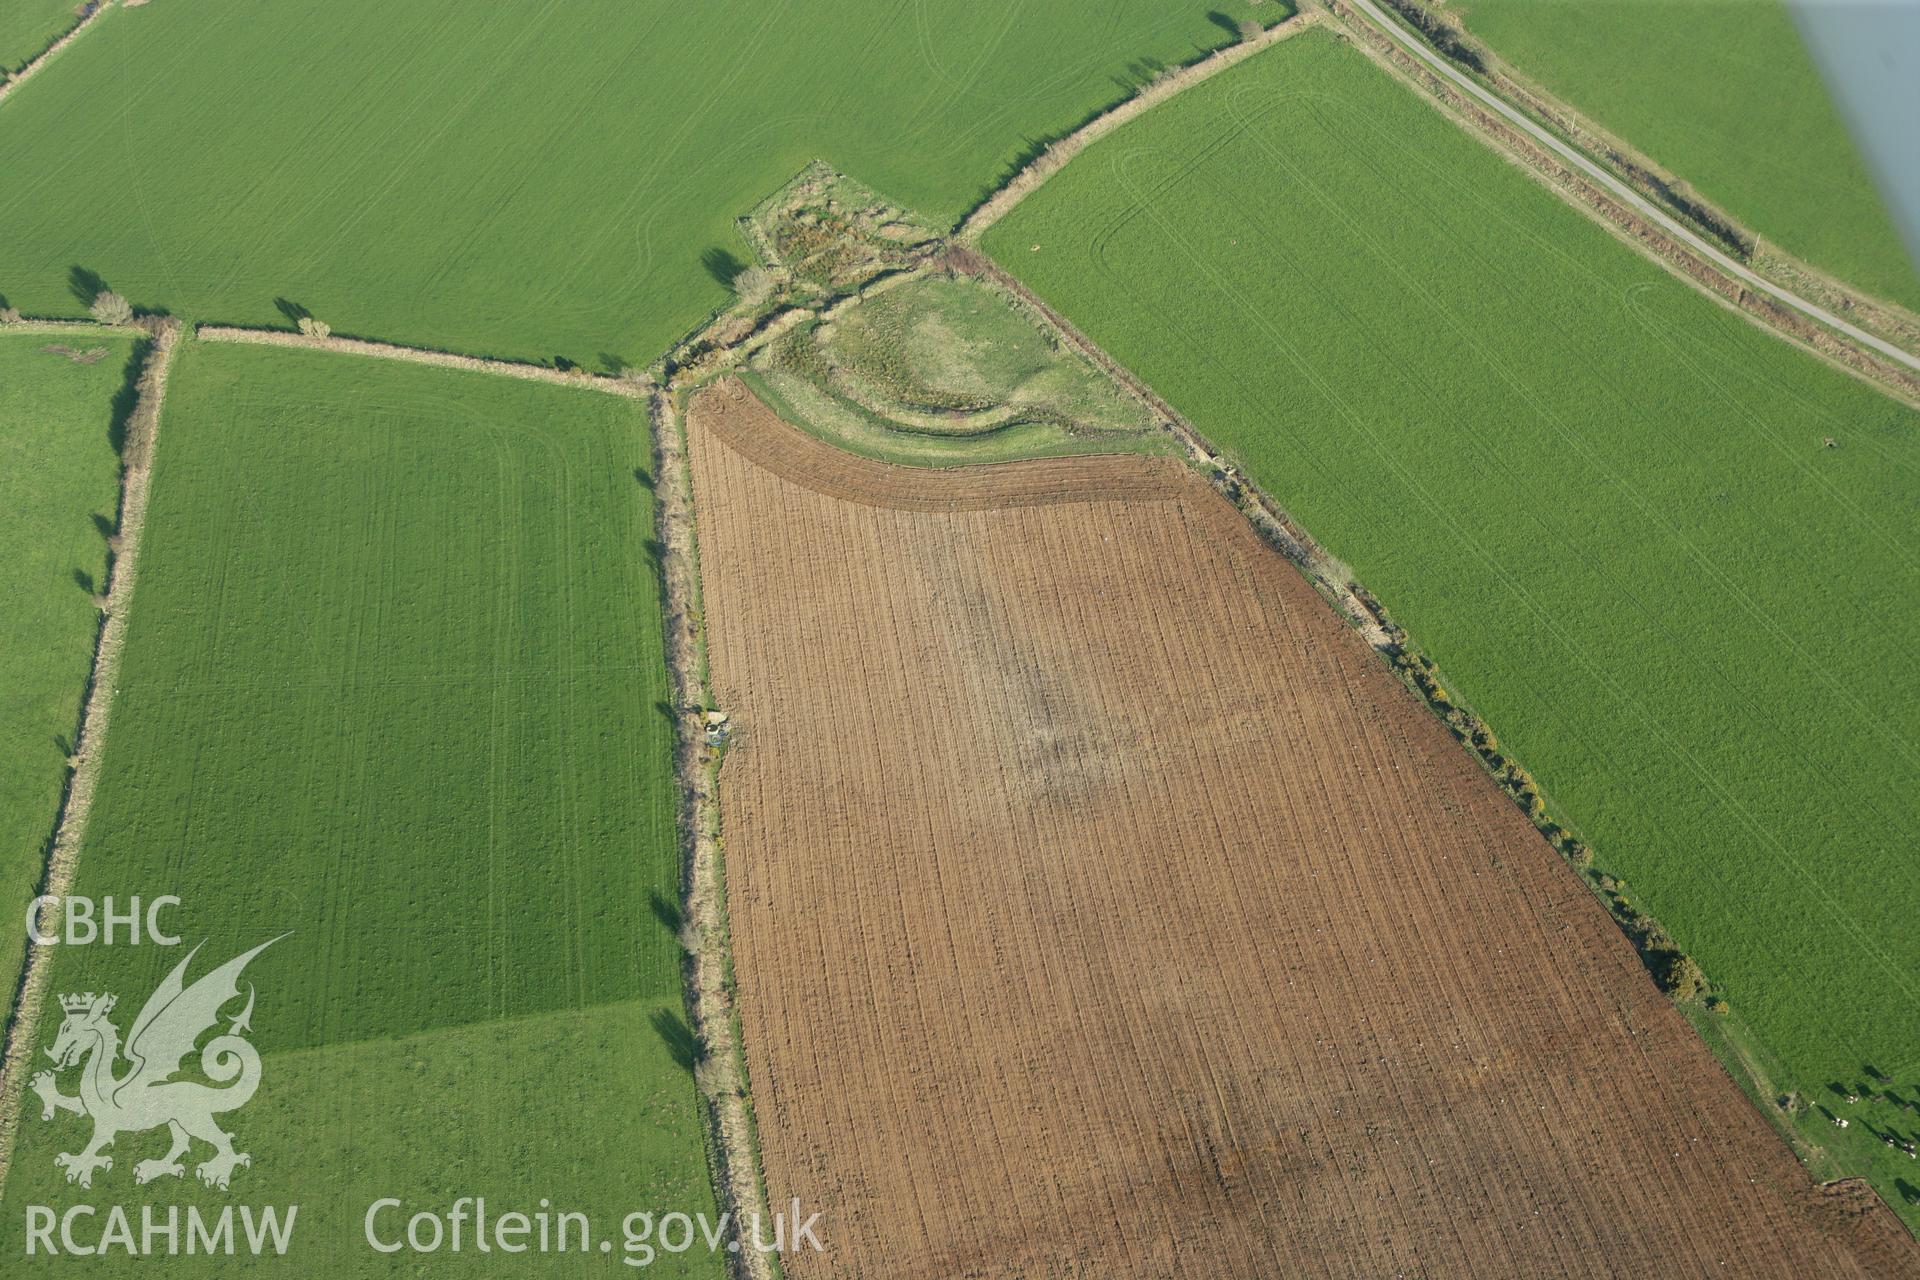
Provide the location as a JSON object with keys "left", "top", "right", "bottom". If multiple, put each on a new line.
{"left": 1341, "top": 0, "right": 1920, "bottom": 376}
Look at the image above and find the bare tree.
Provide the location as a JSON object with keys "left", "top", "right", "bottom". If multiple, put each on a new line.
{"left": 297, "top": 316, "right": 331, "bottom": 339}
{"left": 732, "top": 265, "right": 772, "bottom": 305}
{"left": 89, "top": 290, "right": 132, "bottom": 326}
{"left": 0, "top": 306, "right": 21, "bottom": 325}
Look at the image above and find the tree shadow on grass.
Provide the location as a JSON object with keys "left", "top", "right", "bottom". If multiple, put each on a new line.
{"left": 69, "top": 265, "right": 107, "bottom": 306}
{"left": 649, "top": 1007, "right": 703, "bottom": 1071}
{"left": 700, "top": 246, "right": 746, "bottom": 288}
{"left": 274, "top": 296, "right": 311, "bottom": 326}
{"left": 104, "top": 340, "right": 144, "bottom": 456}
{"left": 1110, "top": 55, "right": 1166, "bottom": 93}
{"left": 638, "top": 536, "right": 669, "bottom": 607}
{"left": 648, "top": 888, "right": 682, "bottom": 934}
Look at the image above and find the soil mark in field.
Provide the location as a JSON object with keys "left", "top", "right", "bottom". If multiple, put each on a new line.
{"left": 685, "top": 378, "right": 1918, "bottom": 1279}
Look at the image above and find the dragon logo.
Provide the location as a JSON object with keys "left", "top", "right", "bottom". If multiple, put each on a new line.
{"left": 29, "top": 937, "right": 281, "bottom": 1191}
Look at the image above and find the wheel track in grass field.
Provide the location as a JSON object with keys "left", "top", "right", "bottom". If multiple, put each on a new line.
{"left": 0, "top": 318, "right": 177, "bottom": 1196}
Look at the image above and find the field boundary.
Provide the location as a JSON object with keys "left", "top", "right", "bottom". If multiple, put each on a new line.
{"left": 1321, "top": 0, "right": 1920, "bottom": 403}
{"left": 958, "top": 11, "right": 1320, "bottom": 241}
{"left": 0, "top": 317, "right": 180, "bottom": 1196}
{"left": 0, "top": 319, "right": 136, "bottom": 337}
{"left": 650, "top": 390, "right": 780, "bottom": 1280}
{"left": 0, "top": 0, "right": 111, "bottom": 108}
{"left": 196, "top": 325, "right": 651, "bottom": 398}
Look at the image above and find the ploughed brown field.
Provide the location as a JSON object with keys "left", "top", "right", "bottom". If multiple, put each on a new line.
{"left": 686, "top": 378, "right": 1917, "bottom": 1279}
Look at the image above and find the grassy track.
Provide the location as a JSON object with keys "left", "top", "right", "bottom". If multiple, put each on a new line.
{"left": 0, "top": 342, "right": 717, "bottom": 1273}
{"left": 1454, "top": 0, "right": 1919, "bottom": 312}
{"left": 0, "top": 332, "right": 136, "bottom": 1036}
{"left": 0, "top": 0, "right": 82, "bottom": 75}
{"left": 987, "top": 28, "right": 1920, "bottom": 1217}
{"left": 0, "top": 0, "right": 1277, "bottom": 366}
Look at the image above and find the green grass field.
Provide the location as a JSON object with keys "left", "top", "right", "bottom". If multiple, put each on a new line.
{"left": 1453, "top": 0, "right": 1919, "bottom": 312}
{"left": 0, "top": 0, "right": 1278, "bottom": 367}
{"left": 0, "top": 0, "right": 82, "bottom": 76}
{"left": 988, "top": 28, "right": 1920, "bottom": 1216}
{"left": 0, "top": 330, "right": 137, "bottom": 1041}
{"left": 0, "top": 343, "right": 719, "bottom": 1274}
